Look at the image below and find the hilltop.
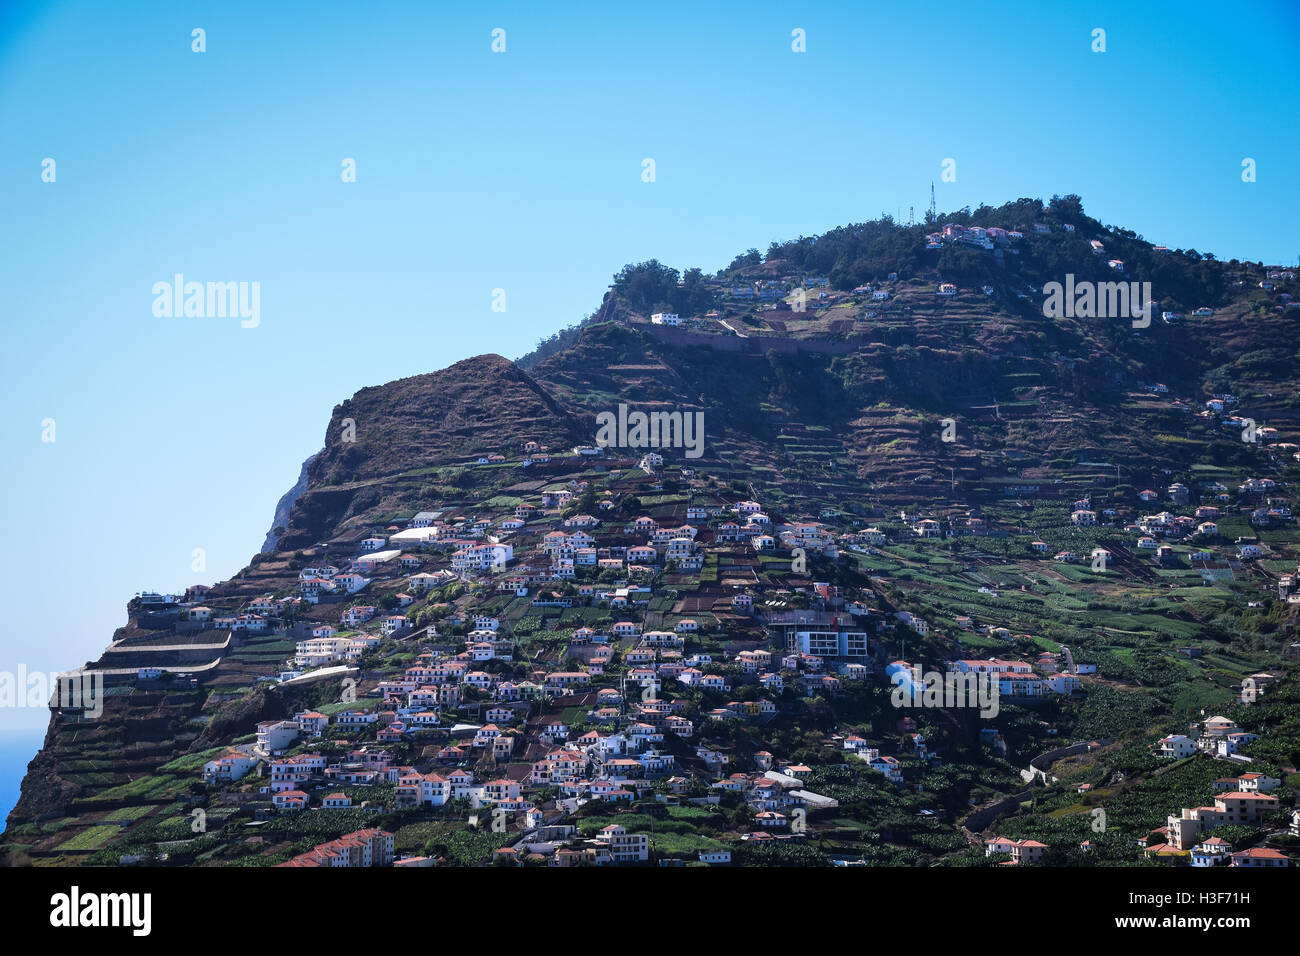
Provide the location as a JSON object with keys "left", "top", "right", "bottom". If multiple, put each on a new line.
{"left": 275, "top": 354, "right": 587, "bottom": 551}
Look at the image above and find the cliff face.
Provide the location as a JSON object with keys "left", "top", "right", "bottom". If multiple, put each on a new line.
{"left": 275, "top": 354, "right": 586, "bottom": 550}
{"left": 310, "top": 354, "right": 581, "bottom": 486}
{"left": 261, "top": 453, "right": 317, "bottom": 553}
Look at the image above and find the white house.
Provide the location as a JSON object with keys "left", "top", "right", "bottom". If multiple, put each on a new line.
{"left": 295, "top": 711, "right": 330, "bottom": 738}
{"left": 203, "top": 753, "right": 257, "bottom": 783}
{"left": 1157, "top": 734, "right": 1197, "bottom": 759}
{"left": 256, "top": 719, "right": 300, "bottom": 756}
{"left": 595, "top": 824, "right": 649, "bottom": 863}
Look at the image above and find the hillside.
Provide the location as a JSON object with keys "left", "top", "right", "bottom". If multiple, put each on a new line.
{"left": 275, "top": 354, "right": 587, "bottom": 551}
{"left": 5, "top": 196, "right": 1298, "bottom": 869}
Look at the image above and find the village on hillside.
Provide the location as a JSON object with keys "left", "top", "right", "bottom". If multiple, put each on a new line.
{"left": 40, "top": 401, "right": 1299, "bottom": 868}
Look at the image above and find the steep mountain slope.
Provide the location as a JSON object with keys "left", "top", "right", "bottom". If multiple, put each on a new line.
{"left": 276, "top": 354, "right": 586, "bottom": 550}
{"left": 527, "top": 289, "right": 1292, "bottom": 513}
{"left": 6, "top": 197, "right": 1298, "bottom": 863}
{"left": 261, "top": 453, "right": 317, "bottom": 553}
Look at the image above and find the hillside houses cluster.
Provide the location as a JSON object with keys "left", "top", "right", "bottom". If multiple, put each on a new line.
{"left": 886, "top": 656, "right": 1081, "bottom": 704}
{"left": 1147, "top": 771, "right": 1289, "bottom": 868}
{"left": 130, "top": 393, "right": 1298, "bottom": 873}
{"left": 174, "top": 446, "right": 1096, "bottom": 866}
{"left": 1155, "top": 712, "right": 1273, "bottom": 762}
{"left": 1047, "top": 455, "right": 1297, "bottom": 569}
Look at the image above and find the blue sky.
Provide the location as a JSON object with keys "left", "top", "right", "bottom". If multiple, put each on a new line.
{"left": 0, "top": 0, "right": 1298, "bottom": 744}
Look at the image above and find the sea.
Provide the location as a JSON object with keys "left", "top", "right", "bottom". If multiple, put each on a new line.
{"left": 0, "top": 731, "right": 44, "bottom": 824}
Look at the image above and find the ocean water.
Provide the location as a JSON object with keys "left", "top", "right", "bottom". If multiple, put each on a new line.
{"left": 0, "top": 731, "right": 44, "bottom": 825}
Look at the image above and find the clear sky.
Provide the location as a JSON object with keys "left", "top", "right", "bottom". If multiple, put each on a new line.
{"left": 1, "top": 0, "right": 1298, "bottom": 738}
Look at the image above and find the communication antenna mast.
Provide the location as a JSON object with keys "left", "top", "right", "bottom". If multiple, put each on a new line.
{"left": 929, "top": 182, "right": 937, "bottom": 222}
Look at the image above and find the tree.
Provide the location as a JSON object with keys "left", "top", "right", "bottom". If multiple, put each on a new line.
{"left": 727, "top": 248, "right": 762, "bottom": 272}
{"left": 612, "top": 260, "right": 681, "bottom": 313}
